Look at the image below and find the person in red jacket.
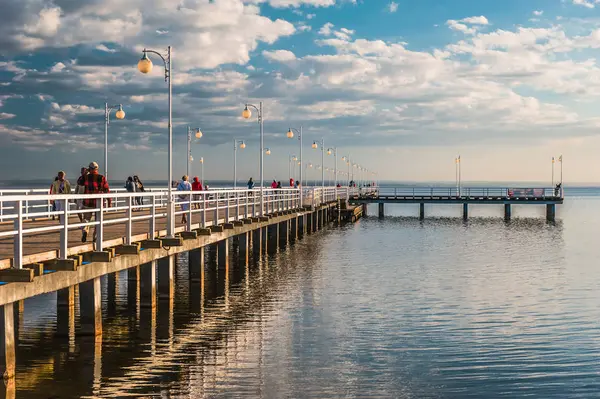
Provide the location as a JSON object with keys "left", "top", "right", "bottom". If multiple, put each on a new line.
{"left": 81, "top": 162, "right": 111, "bottom": 243}
{"left": 271, "top": 180, "right": 277, "bottom": 189}
{"left": 192, "top": 176, "right": 203, "bottom": 209}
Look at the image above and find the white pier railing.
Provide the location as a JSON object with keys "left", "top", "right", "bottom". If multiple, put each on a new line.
{"left": 0, "top": 186, "right": 370, "bottom": 269}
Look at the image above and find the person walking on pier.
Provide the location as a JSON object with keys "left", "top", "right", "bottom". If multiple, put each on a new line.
{"left": 125, "top": 176, "right": 137, "bottom": 210}
{"left": 75, "top": 167, "right": 88, "bottom": 222}
{"left": 177, "top": 175, "right": 192, "bottom": 224}
{"left": 133, "top": 175, "right": 145, "bottom": 207}
{"left": 247, "top": 177, "right": 255, "bottom": 189}
{"left": 81, "top": 162, "right": 111, "bottom": 243}
{"left": 50, "top": 176, "right": 58, "bottom": 220}
{"left": 50, "top": 171, "right": 71, "bottom": 224}
{"left": 271, "top": 180, "right": 277, "bottom": 189}
{"left": 192, "top": 176, "right": 202, "bottom": 209}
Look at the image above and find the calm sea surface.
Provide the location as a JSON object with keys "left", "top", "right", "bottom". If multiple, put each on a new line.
{"left": 10, "top": 192, "right": 600, "bottom": 398}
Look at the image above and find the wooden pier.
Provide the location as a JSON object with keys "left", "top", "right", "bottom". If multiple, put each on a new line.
{"left": 0, "top": 186, "right": 357, "bottom": 382}
{"left": 350, "top": 187, "right": 563, "bottom": 221}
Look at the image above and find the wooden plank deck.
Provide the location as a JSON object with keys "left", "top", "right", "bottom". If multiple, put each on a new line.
{"left": 0, "top": 204, "right": 272, "bottom": 269}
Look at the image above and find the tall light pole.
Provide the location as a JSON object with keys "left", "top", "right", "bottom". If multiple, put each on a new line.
{"left": 287, "top": 127, "right": 303, "bottom": 206}
{"left": 327, "top": 147, "right": 337, "bottom": 187}
{"left": 289, "top": 154, "right": 297, "bottom": 182}
{"left": 104, "top": 103, "right": 125, "bottom": 180}
{"left": 187, "top": 126, "right": 202, "bottom": 178}
{"left": 242, "top": 103, "right": 264, "bottom": 215}
{"left": 342, "top": 155, "right": 351, "bottom": 186}
{"left": 551, "top": 156, "right": 555, "bottom": 187}
{"left": 199, "top": 157, "right": 204, "bottom": 186}
{"left": 138, "top": 46, "right": 174, "bottom": 236}
{"left": 233, "top": 139, "right": 246, "bottom": 188}
{"left": 312, "top": 138, "right": 325, "bottom": 190}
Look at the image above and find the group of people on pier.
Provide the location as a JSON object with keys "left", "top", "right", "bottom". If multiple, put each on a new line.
{"left": 49, "top": 162, "right": 110, "bottom": 243}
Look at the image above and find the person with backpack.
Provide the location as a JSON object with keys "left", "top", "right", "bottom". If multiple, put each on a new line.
{"left": 50, "top": 171, "right": 71, "bottom": 224}
{"left": 81, "top": 162, "right": 111, "bottom": 243}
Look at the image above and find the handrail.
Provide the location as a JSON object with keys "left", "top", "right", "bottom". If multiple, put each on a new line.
{"left": 0, "top": 186, "right": 358, "bottom": 269}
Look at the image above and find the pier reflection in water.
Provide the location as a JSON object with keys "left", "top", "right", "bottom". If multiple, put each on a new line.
{"left": 7, "top": 198, "right": 600, "bottom": 398}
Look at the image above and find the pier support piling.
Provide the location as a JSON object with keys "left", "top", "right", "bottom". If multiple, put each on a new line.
{"left": 378, "top": 203, "right": 384, "bottom": 218}
{"left": 237, "top": 232, "right": 249, "bottom": 265}
{"left": 463, "top": 203, "right": 468, "bottom": 220}
{"left": 419, "top": 203, "right": 425, "bottom": 220}
{"left": 189, "top": 248, "right": 204, "bottom": 282}
{"left": 0, "top": 304, "right": 15, "bottom": 380}
{"left": 56, "top": 286, "right": 75, "bottom": 338}
{"left": 157, "top": 255, "right": 174, "bottom": 300}
{"left": 140, "top": 261, "right": 156, "bottom": 309}
{"left": 79, "top": 278, "right": 102, "bottom": 336}
{"left": 252, "top": 228, "right": 262, "bottom": 257}
{"left": 290, "top": 217, "right": 298, "bottom": 241}
{"left": 267, "top": 224, "right": 279, "bottom": 253}
{"left": 217, "top": 239, "right": 229, "bottom": 269}
{"left": 504, "top": 204, "right": 512, "bottom": 221}
{"left": 546, "top": 204, "right": 556, "bottom": 222}
{"left": 279, "top": 221, "right": 288, "bottom": 248}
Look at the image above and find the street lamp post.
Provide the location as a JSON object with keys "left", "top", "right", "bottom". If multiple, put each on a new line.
{"left": 289, "top": 154, "right": 297, "bottom": 183}
{"left": 104, "top": 103, "right": 125, "bottom": 180}
{"left": 187, "top": 126, "right": 202, "bottom": 178}
{"left": 200, "top": 157, "right": 204, "bottom": 186}
{"left": 327, "top": 147, "right": 337, "bottom": 187}
{"left": 242, "top": 103, "right": 264, "bottom": 215}
{"left": 138, "top": 46, "right": 175, "bottom": 237}
{"left": 233, "top": 139, "right": 246, "bottom": 189}
{"left": 312, "top": 139, "right": 325, "bottom": 191}
{"left": 287, "top": 127, "right": 303, "bottom": 206}
{"left": 342, "top": 155, "right": 351, "bottom": 186}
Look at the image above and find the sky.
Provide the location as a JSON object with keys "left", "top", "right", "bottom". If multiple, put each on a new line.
{"left": 1, "top": 0, "right": 600, "bottom": 184}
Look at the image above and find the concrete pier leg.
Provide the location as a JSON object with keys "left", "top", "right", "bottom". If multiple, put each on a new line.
{"left": 238, "top": 232, "right": 249, "bottom": 265}
{"left": 107, "top": 272, "right": 118, "bottom": 317}
{"left": 504, "top": 204, "right": 512, "bottom": 221}
{"left": 419, "top": 203, "right": 425, "bottom": 220}
{"left": 268, "top": 224, "right": 279, "bottom": 253}
{"left": 79, "top": 278, "right": 102, "bottom": 336}
{"left": 279, "top": 221, "right": 288, "bottom": 248}
{"left": 140, "top": 261, "right": 156, "bottom": 309}
{"left": 261, "top": 227, "right": 268, "bottom": 254}
{"left": 157, "top": 255, "right": 174, "bottom": 300}
{"left": 463, "top": 203, "right": 468, "bottom": 220}
{"left": 290, "top": 217, "right": 298, "bottom": 241}
{"left": 546, "top": 204, "right": 556, "bottom": 222}
{"left": 306, "top": 213, "right": 312, "bottom": 234}
{"left": 127, "top": 265, "right": 140, "bottom": 311}
{"left": 252, "top": 228, "right": 262, "bottom": 257}
{"left": 217, "top": 239, "right": 229, "bottom": 269}
{"left": 189, "top": 248, "right": 204, "bottom": 282}
{"left": 312, "top": 211, "right": 318, "bottom": 232}
{"left": 0, "top": 304, "right": 15, "bottom": 380}
{"left": 378, "top": 203, "right": 384, "bottom": 218}
{"left": 56, "top": 286, "right": 75, "bottom": 338}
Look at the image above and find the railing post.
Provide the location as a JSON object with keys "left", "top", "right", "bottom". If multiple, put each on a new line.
{"left": 236, "top": 192, "right": 240, "bottom": 220}
{"left": 187, "top": 192, "right": 192, "bottom": 231}
{"left": 96, "top": 198, "right": 104, "bottom": 252}
{"left": 202, "top": 193, "right": 207, "bottom": 228}
{"left": 59, "top": 198, "right": 69, "bottom": 259}
{"left": 252, "top": 190, "right": 256, "bottom": 217}
{"left": 225, "top": 192, "right": 230, "bottom": 222}
{"left": 24, "top": 192, "right": 29, "bottom": 221}
{"left": 126, "top": 196, "right": 132, "bottom": 245}
{"left": 214, "top": 193, "right": 219, "bottom": 226}
{"left": 149, "top": 195, "right": 156, "bottom": 239}
{"left": 13, "top": 200, "right": 23, "bottom": 269}
{"left": 245, "top": 191, "right": 249, "bottom": 218}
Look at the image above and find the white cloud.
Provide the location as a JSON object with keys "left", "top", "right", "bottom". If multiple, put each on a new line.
{"left": 319, "top": 22, "right": 334, "bottom": 36}
{"left": 263, "top": 49, "right": 297, "bottom": 62}
{"left": 50, "top": 62, "right": 66, "bottom": 73}
{"left": 0, "top": 113, "right": 16, "bottom": 120}
{"left": 460, "top": 16, "right": 489, "bottom": 25}
{"left": 95, "top": 44, "right": 116, "bottom": 53}
{"left": 387, "top": 2, "right": 398, "bottom": 13}
{"left": 533, "top": 10, "right": 544, "bottom": 16}
{"left": 572, "top": 0, "right": 598, "bottom": 8}
{"left": 446, "top": 20, "right": 477, "bottom": 35}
